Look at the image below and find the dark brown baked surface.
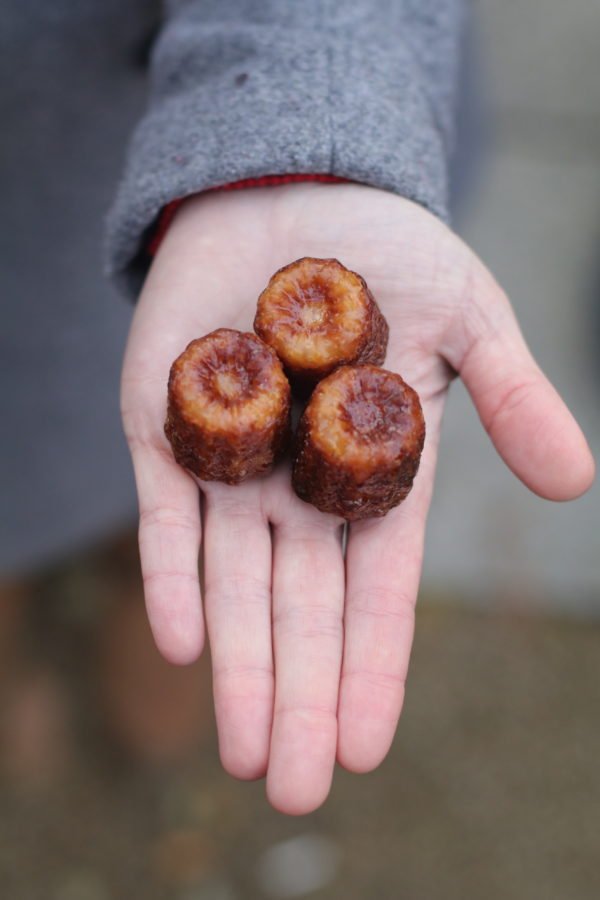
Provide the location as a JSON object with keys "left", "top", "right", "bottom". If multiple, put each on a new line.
{"left": 292, "top": 364, "right": 425, "bottom": 520}
{"left": 254, "top": 257, "right": 388, "bottom": 392}
{"left": 165, "top": 328, "right": 291, "bottom": 484}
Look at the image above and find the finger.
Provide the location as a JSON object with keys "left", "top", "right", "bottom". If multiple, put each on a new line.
{"left": 129, "top": 441, "right": 204, "bottom": 665}
{"left": 202, "top": 483, "right": 273, "bottom": 781}
{"left": 454, "top": 269, "right": 595, "bottom": 500}
{"left": 267, "top": 503, "right": 345, "bottom": 815}
{"left": 337, "top": 401, "right": 442, "bottom": 773}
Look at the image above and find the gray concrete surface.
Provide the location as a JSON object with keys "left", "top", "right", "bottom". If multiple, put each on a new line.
{"left": 424, "top": 0, "right": 600, "bottom": 610}
{"left": 2, "top": 587, "right": 599, "bottom": 900}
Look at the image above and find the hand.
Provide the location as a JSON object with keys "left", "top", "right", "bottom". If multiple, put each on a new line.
{"left": 121, "top": 184, "right": 594, "bottom": 814}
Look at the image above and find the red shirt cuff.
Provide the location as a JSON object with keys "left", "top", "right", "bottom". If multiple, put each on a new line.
{"left": 147, "top": 173, "right": 352, "bottom": 256}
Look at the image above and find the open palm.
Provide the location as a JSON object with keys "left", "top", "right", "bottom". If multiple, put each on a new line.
{"left": 121, "top": 184, "right": 594, "bottom": 814}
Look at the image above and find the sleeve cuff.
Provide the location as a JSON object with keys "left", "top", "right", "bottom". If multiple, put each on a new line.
{"left": 105, "top": 1, "right": 463, "bottom": 297}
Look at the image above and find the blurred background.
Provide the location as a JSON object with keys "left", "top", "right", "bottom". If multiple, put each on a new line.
{"left": 1, "top": 1, "right": 599, "bottom": 898}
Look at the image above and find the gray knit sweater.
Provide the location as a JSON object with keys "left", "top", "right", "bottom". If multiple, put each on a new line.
{"left": 107, "top": 0, "right": 465, "bottom": 294}
{"left": 1, "top": 0, "right": 464, "bottom": 572}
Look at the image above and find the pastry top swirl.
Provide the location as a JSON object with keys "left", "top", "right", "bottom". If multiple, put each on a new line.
{"left": 254, "top": 257, "right": 388, "bottom": 383}
{"left": 303, "top": 365, "right": 425, "bottom": 478}
{"left": 168, "top": 328, "right": 289, "bottom": 433}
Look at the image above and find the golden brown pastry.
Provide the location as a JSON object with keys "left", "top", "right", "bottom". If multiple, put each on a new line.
{"left": 165, "top": 328, "right": 291, "bottom": 484}
{"left": 254, "top": 257, "right": 388, "bottom": 392}
{"left": 292, "top": 364, "right": 425, "bottom": 520}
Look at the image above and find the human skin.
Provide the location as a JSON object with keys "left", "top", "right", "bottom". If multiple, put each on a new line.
{"left": 120, "top": 184, "right": 595, "bottom": 815}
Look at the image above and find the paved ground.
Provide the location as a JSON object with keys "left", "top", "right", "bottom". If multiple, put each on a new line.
{"left": 1, "top": 537, "right": 599, "bottom": 900}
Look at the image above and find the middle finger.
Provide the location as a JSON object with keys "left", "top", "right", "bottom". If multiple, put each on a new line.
{"left": 267, "top": 503, "right": 345, "bottom": 815}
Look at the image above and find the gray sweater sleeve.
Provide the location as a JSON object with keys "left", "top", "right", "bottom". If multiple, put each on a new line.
{"left": 106, "top": 0, "right": 465, "bottom": 295}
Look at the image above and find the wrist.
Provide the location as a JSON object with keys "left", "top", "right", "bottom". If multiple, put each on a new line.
{"left": 147, "top": 173, "right": 353, "bottom": 257}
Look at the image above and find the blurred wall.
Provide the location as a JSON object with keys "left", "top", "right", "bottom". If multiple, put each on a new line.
{"left": 424, "top": 0, "right": 600, "bottom": 612}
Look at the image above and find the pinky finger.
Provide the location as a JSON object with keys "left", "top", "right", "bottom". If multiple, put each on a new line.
{"left": 130, "top": 441, "right": 204, "bottom": 665}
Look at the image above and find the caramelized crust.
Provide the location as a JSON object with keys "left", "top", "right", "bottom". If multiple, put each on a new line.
{"left": 292, "top": 365, "right": 425, "bottom": 520}
{"left": 254, "top": 257, "right": 388, "bottom": 392}
{"left": 165, "top": 329, "right": 291, "bottom": 484}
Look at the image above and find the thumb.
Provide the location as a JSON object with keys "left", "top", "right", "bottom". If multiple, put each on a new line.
{"left": 449, "top": 261, "right": 595, "bottom": 501}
